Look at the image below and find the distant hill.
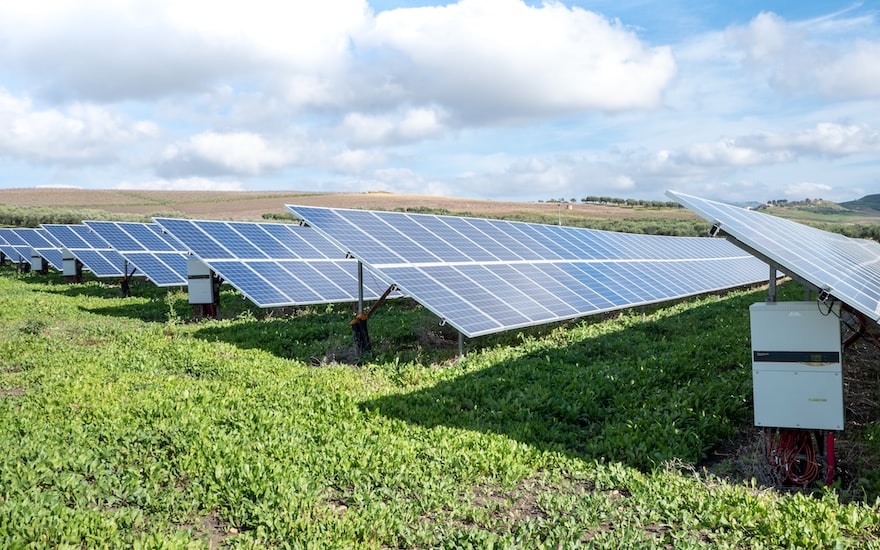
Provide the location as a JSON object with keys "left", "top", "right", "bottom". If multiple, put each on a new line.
{"left": 759, "top": 196, "right": 880, "bottom": 225}
{"left": 841, "top": 194, "right": 880, "bottom": 213}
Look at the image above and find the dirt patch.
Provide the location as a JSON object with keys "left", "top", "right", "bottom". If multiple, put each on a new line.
{"left": 0, "top": 388, "right": 25, "bottom": 398}
{"left": 186, "top": 510, "right": 237, "bottom": 548}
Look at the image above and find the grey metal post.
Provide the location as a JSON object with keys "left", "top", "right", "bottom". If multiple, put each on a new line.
{"left": 768, "top": 264, "right": 777, "bottom": 302}
{"left": 458, "top": 331, "right": 464, "bottom": 357}
{"left": 357, "top": 261, "right": 364, "bottom": 315}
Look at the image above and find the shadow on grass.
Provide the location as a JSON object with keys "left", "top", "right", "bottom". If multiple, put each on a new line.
{"left": 192, "top": 310, "right": 360, "bottom": 363}
{"left": 360, "top": 287, "right": 776, "bottom": 472}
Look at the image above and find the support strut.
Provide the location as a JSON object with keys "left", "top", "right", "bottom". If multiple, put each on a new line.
{"left": 351, "top": 284, "right": 397, "bottom": 356}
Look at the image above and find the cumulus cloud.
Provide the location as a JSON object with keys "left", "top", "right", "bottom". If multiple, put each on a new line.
{"left": 784, "top": 182, "right": 833, "bottom": 198}
{"left": 331, "top": 149, "right": 387, "bottom": 173}
{"left": 0, "top": 0, "right": 370, "bottom": 103}
{"left": 727, "top": 11, "right": 880, "bottom": 99}
{"left": 341, "top": 107, "right": 448, "bottom": 146}
{"left": 157, "top": 131, "right": 292, "bottom": 177}
{"left": 0, "top": 88, "right": 158, "bottom": 163}
{"left": 360, "top": 0, "right": 677, "bottom": 119}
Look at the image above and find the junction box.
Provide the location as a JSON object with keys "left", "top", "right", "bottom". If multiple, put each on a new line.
{"left": 750, "top": 301, "right": 843, "bottom": 431}
{"left": 187, "top": 258, "right": 217, "bottom": 305}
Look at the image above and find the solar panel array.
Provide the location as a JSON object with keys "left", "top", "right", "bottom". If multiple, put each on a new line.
{"left": 667, "top": 190, "right": 880, "bottom": 323}
{"left": 12, "top": 228, "right": 64, "bottom": 270}
{"left": 285, "top": 205, "right": 770, "bottom": 337}
{"left": 153, "top": 218, "right": 395, "bottom": 307}
{"left": 41, "top": 224, "right": 127, "bottom": 278}
{"left": 0, "top": 229, "right": 29, "bottom": 263}
{"left": 84, "top": 221, "right": 188, "bottom": 287}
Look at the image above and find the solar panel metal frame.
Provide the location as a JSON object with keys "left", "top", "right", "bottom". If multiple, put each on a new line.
{"left": 41, "top": 224, "right": 128, "bottom": 278}
{"left": 285, "top": 204, "right": 770, "bottom": 338}
{"left": 0, "top": 229, "right": 28, "bottom": 263}
{"left": 667, "top": 189, "right": 880, "bottom": 324}
{"left": 153, "top": 218, "right": 397, "bottom": 308}
{"left": 11, "top": 228, "right": 65, "bottom": 270}
{"left": 83, "top": 221, "right": 189, "bottom": 287}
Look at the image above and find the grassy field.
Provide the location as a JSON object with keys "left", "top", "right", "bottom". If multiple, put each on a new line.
{"left": 2, "top": 269, "right": 880, "bottom": 548}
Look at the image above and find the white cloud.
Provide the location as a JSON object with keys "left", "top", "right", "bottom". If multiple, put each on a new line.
{"left": 341, "top": 107, "right": 448, "bottom": 146}
{"left": 726, "top": 11, "right": 880, "bottom": 99}
{"left": 0, "top": 88, "right": 158, "bottom": 163}
{"left": 159, "top": 131, "right": 291, "bottom": 176}
{"left": 0, "top": 0, "right": 370, "bottom": 103}
{"left": 398, "top": 107, "right": 446, "bottom": 140}
{"left": 363, "top": 0, "right": 676, "bottom": 118}
{"left": 784, "top": 182, "right": 833, "bottom": 198}
{"left": 331, "top": 149, "right": 387, "bottom": 173}
{"left": 746, "top": 123, "right": 880, "bottom": 156}
{"left": 342, "top": 113, "right": 395, "bottom": 146}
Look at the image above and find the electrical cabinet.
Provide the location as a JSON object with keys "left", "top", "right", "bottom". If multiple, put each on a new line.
{"left": 62, "top": 249, "right": 78, "bottom": 277}
{"left": 187, "top": 258, "right": 216, "bottom": 305}
{"left": 750, "top": 301, "right": 843, "bottom": 431}
{"left": 30, "top": 249, "right": 45, "bottom": 271}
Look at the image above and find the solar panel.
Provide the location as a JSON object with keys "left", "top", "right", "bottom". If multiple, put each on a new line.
{"left": 153, "top": 218, "right": 396, "bottom": 308}
{"left": 285, "top": 205, "right": 770, "bottom": 338}
{"left": 41, "top": 224, "right": 127, "bottom": 278}
{"left": 83, "top": 221, "right": 188, "bottom": 287}
{"left": 0, "top": 229, "right": 29, "bottom": 263}
{"left": 11, "top": 228, "right": 64, "bottom": 270}
{"left": 667, "top": 190, "right": 880, "bottom": 323}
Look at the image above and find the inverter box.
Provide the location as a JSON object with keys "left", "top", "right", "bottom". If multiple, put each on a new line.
{"left": 750, "top": 301, "right": 843, "bottom": 430}
{"left": 187, "top": 258, "right": 215, "bottom": 305}
{"left": 62, "top": 249, "right": 78, "bottom": 277}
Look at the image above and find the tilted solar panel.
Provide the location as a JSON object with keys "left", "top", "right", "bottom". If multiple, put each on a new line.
{"left": 11, "top": 228, "right": 64, "bottom": 270}
{"left": 285, "top": 204, "right": 770, "bottom": 338}
{"left": 667, "top": 190, "right": 880, "bottom": 323}
{"left": 153, "top": 218, "right": 396, "bottom": 308}
{"left": 0, "top": 229, "right": 29, "bottom": 263}
{"left": 41, "top": 224, "right": 127, "bottom": 277}
{"left": 83, "top": 221, "right": 188, "bottom": 287}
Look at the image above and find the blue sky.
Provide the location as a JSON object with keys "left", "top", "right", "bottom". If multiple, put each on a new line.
{"left": 0, "top": 1, "right": 878, "bottom": 203}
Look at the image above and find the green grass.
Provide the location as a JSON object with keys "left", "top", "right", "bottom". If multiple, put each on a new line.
{"left": 1, "top": 270, "right": 879, "bottom": 548}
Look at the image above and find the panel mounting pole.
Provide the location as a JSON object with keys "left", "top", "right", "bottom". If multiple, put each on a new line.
{"left": 357, "top": 261, "right": 364, "bottom": 315}
{"left": 767, "top": 263, "right": 777, "bottom": 303}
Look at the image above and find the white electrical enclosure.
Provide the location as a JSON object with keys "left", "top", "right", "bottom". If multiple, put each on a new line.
{"left": 62, "top": 249, "right": 78, "bottom": 277}
{"left": 30, "top": 249, "right": 44, "bottom": 271}
{"left": 750, "top": 301, "right": 843, "bottom": 430}
{"left": 187, "top": 258, "right": 215, "bottom": 305}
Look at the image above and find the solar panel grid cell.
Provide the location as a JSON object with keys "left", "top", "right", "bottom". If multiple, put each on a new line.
{"left": 667, "top": 190, "right": 880, "bottom": 323}
{"left": 153, "top": 217, "right": 398, "bottom": 307}
{"left": 286, "top": 204, "right": 771, "bottom": 336}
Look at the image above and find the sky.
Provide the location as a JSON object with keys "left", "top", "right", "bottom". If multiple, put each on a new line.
{"left": 0, "top": 1, "right": 878, "bottom": 204}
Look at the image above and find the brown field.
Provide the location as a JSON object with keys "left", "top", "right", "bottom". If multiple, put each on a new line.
{"left": 0, "top": 187, "right": 699, "bottom": 222}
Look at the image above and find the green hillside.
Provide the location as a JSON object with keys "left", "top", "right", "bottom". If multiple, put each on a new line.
{"left": 841, "top": 194, "right": 880, "bottom": 212}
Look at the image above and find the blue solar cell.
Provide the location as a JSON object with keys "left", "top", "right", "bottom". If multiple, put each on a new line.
{"left": 152, "top": 219, "right": 231, "bottom": 259}
{"left": 200, "top": 221, "right": 268, "bottom": 259}
{"left": 259, "top": 224, "right": 324, "bottom": 259}
{"left": 287, "top": 204, "right": 769, "bottom": 337}
{"left": 208, "top": 261, "right": 290, "bottom": 307}
{"left": 124, "top": 252, "right": 187, "bottom": 286}
{"left": 229, "top": 223, "right": 297, "bottom": 259}
{"left": 668, "top": 190, "right": 880, "bottom": 324}
{"left": 73, "top": 250, "right": 124, "bottom": 277}
{"left": 84, "top": 221, "right": 142, "bottom": 251}
{"left": 154, "top": 218, "right": 397, "bottom": 307}
{"left": 83, "top": 221, "right": 189, "bottom": 286}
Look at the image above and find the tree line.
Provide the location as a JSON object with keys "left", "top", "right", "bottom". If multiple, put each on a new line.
{"left": 540, "top": 197, "right": 684, "bottom": 209}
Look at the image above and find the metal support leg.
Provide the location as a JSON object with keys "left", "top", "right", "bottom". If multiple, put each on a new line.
{"left": 357, "top": 262, "right": 364, "bottom": 315}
